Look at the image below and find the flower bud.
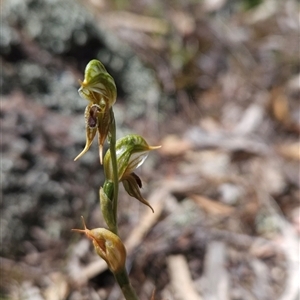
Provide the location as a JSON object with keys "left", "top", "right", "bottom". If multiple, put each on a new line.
{"left": 100, "top": 186, "right": 116, "bottom": 230}
{"left": 72, "top": 217, "right": 126, "bottom": 273}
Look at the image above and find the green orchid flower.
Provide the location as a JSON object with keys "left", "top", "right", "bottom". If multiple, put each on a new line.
{"left": 75, "top": 60, "right": 117, "bottom": 164}
{"left": 103, "top": 134, "right": 160, "bottom": 212}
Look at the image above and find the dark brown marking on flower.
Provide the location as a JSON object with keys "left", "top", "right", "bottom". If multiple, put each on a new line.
{"left": 88, "top": 105, "right": 101, "bottom": 128}
{"left": 131, "top": 172, "right": 142, "bottom": 188}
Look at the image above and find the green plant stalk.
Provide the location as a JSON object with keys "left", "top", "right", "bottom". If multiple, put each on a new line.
{"left": 114, "top": 269, "right": 139, "bottom": 300}
{"left": 108, "top": 108, "right": 119, "bottom": 235}
{"left": 109, "top": 108, "right": 140, "bottom": 299}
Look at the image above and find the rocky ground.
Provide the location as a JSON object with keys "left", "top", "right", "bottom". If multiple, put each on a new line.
{"left": 1, "top": 0, "right": 299, "bottom": 299}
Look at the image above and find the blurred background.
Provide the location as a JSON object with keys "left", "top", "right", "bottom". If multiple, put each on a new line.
{"left": 1, "top": 0, "right": 299, "bottom": 299}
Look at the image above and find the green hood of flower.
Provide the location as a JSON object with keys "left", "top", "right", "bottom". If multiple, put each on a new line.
{"left": 104, "top": 134, "right": 160, "bottom": 181}
{"left": 78, "top": 59, "right": 117, "bottom": 111}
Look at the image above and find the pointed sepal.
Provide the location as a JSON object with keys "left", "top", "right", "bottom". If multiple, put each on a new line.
{"left": 122, "top": 173, "right": 154, "bottom": 213}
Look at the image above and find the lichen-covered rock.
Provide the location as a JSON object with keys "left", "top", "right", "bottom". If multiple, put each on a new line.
{"left": 1, "top": 0, "right": 161, "bottom": 117}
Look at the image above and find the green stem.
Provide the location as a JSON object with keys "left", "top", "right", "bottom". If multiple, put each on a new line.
{"left": 108, "top": 108, "right": 139, "bottom": 299}
{"left": 109, "top": 108, "right": 119, "bottom": 235}
{"left": 114, "top": 268, "right": 139, "bottom": 300}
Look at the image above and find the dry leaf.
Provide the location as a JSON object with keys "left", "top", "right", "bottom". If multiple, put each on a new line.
{"left": 270, "top": 88, "right": 290, "bottom": 124}
{"left": 190, "top": 194, "right": 234, "bottom": 216}
{"left": 277, "top": 142, "right": 300, "bottom": 161}
{"left": 44, "top": 273, "right": 69, "bottom": 300}
{"left": 160, "top": 135, "right": 192, "bottom": 156}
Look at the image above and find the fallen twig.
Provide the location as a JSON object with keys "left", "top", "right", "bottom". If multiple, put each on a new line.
{"left": 201, "top": 241, "right": 230, "bottom": 300}
{"left": 167, "top": 255, "right": 202, "bottom": 300}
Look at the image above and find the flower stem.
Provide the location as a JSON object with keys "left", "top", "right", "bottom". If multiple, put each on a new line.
{"left": 109, "top": 108, "right": 140, "bottom": 299}
{"left": 114, "top": 268, "right": 139, "bottom": 300}
{"left": 108, "top": 108, "right": 119, "bottom": 235}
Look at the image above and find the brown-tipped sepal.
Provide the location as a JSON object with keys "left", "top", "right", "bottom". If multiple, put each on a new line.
{"left": 72, "top": 217, "right": 126, "bottom": 273}
{"left": 74, "top": 104, "right": 98, "bottom": 161}
{"left": 74, "top": 103, "right": 112, "bottom": 164}
{"left": 97, "top": 109, "right": 112, "bottom": 164}
{"left": 122, "top": 173, "right": 154, "bottom": 213}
